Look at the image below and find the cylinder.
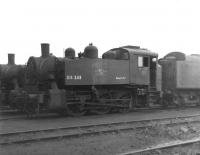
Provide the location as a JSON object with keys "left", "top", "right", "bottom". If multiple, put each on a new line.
{"left": 41, "top": 43, "right": 50, "bottom": 58}
{"left": 8, "top": 54, "right": 15, "bottom": 65}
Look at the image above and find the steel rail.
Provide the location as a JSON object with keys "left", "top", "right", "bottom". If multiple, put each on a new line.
{"left": 1, "top": 113, "right": 200, "bottom": 145}
{"left": 118, "top": 137, "right": 200, "bottom": 155}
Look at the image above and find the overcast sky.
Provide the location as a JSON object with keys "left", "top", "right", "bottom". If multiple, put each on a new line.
{"left": 0, "top": 0, "right": 199, "bottom": 64}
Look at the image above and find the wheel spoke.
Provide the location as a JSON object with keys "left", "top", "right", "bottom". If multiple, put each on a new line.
{"left": 66, "top": 103, "right": 86, "bottom": 116}
{"left": 91, "top": 93, "right": 111, "bottom": 115}
{"left": 118, "top": 93, "right": 131, "bottom": 113}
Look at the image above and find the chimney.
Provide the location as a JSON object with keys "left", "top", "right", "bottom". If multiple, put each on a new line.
{"left": 8, "top": 54, "right": 15, "bottom": 65}
{"left": 41, "top": 43, "right": 50, "bottom": 58}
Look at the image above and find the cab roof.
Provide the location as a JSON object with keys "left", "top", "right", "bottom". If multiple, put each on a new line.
{"left": 117, "top": 45, "right": 158, "bottom": 57}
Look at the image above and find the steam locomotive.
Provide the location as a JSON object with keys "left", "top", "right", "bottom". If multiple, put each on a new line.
{"left": 0, "top": 54, "right": 25, "bottom": 108}
{"left": 160, "top": 52, "right": 200, "bottom": 107}
{"left": 1, "top": 43, "right": 200, "bottom": 116}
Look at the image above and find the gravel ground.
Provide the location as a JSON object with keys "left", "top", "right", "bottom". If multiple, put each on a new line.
{"left": 1, "top": 107, "right": 200, "bottom": 133}
{"left": 1, "top": 120, "right": 200, "bottom": 155}
{"left": 1, "top": 108, "right": 200, "bottom": 155}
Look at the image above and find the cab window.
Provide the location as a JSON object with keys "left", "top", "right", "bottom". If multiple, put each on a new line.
{"left": 138, "top": 56, "right": 149, "bottom": 67}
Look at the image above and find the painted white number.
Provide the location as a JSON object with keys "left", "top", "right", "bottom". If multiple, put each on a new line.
{"left": 66, "top": 75, "right": 82, "bottom": 80}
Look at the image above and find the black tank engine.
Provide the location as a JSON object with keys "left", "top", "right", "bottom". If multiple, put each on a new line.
{"left": 3, "top": 43, "right": 158, "bottom": 116}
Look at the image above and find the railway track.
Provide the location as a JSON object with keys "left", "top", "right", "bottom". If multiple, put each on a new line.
{"left": 0, "top": 109, "right": 27, "bottom": 121}
{"left": 2, "top": 113, "right": 200, "bottom": 145}
{"left": 0, "top": 109, "right": 22, "bottom": 116}
{"left": 0, "top": 112, "right": 62, "bottom": 121}
{"left": 0, "top": 106, "right": 181, "bottom": 122}
{"left": 0, "top": 116, "right": 26, "bottom": 121}
{"left": 119, "top": 137, "right": 200, "bottom": 155}
{"left": 0, "top": 105, "right": 197, "bottom": 118}
{"left": 0, "top": 104, "right": 198, "bottom": 118}
{"left": 0, "top": 106, "right": 200, "bottom": 124}
{"left": 0, "top": 106, "right": 12, "bottom": 110}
